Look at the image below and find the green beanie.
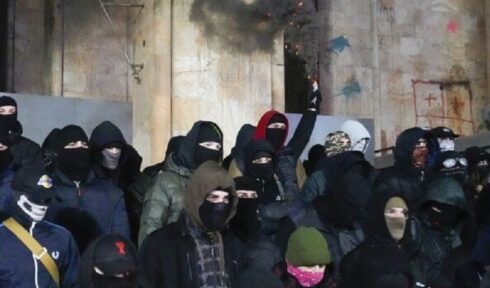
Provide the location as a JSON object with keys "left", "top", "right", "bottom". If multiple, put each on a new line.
{"left": 286, "top": 227, "right": 331, "bottom": 267}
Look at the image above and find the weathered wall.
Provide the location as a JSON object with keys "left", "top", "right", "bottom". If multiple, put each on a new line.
{"left": 319, "top": 0, "right": 488, "bottom": 150}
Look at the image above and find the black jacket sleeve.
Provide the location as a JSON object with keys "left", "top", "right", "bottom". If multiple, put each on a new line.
{"left": 285, "top": 110, "right": 318, "bottom": 161}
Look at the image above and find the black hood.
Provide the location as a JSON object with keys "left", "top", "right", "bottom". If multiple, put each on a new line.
{"left": 243, "top": 139, "right": 277, "bottom": 177}
{"left": 230, "top": 124, "right": 256, "bottom": 172}
{"left": 89, "top": 121, "right": 127, "bottom": 153}
{"left": 315, "top": 151, "right": 375, "bottom": 228}
{"left": 364, "top": 174, "right": 414, "bottom": 243}
{"left": 175, "top": 121, "right": 223, "bottom": 170}
{"left": 394, "top": 127, "right": 438, "bottom": 175}
{"left": 346, "top": 243, "right": 413, "bottom": 288}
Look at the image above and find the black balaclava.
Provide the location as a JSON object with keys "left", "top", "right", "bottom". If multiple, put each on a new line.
{"left": 0, "top": 119, "right": 13, "bottom": 170}
{"left": 57, "top": 125, "right": 91, "bottom": 182}
{"left": 166, "top": 135, "right": 185, "bottom": 159}
{"left": 194, "top": 123, "right": 223, "bottom": 168}
{"left": 265, "top": 114, "right": 287, "bottom": 151}
{"left": 231, "top": 177, "right": 260, "bottom": 242}
{"left": 0, "top": 96, "right": 18, "bottom": 131}
{"left": 434, "top": 151, "right": 468, "bottom": 187}
{"left": 423, "top": 201, "right": 462, "bottom": 231}
{"left": 249, "top": 150, "right": 275, "bottom": 179}
{"left": 199, "top": 188, "right": 231, "bottom": 232}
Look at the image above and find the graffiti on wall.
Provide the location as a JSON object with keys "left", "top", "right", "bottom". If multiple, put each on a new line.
{"left": 412, "top": 80, "right": 475, "bottom": 136}
{"left": 328, "top": 36, "right": 351, "bottom": 54}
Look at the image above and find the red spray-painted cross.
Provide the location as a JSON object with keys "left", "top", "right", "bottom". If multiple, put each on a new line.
{"left": 115, "top": 241, "right": 126, "bottom": 255}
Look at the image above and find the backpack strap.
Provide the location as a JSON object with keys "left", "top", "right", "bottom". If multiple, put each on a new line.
{"left": 2, "top": 217, "right": 60, "bottom": 287}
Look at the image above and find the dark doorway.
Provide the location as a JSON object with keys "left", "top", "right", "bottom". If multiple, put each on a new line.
{"left": 0, "top": 1, "right": 9, "bottom": 91}
{"left": 285, "top": 49, "right": 309, "bottom": 113}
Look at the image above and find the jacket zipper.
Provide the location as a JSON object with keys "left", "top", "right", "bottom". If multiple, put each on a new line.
{"left": 186, "top": 253, "right": 193, "bottom": 281}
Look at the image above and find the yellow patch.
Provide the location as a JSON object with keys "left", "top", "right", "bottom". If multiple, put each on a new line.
{"left": 37, "top": 175, "right": 53, "bottom": 189}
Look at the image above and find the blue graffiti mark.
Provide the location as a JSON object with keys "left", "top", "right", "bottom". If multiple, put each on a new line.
{"left": 328, "top": 36, "right": 351, "bottom": 54}
{"left": 339, "top": 79, "right": 362, "bottom": 98}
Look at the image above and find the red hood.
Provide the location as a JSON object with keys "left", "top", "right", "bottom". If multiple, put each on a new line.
{"left": 254, "top": 110, "right": 289, "bottom": 150}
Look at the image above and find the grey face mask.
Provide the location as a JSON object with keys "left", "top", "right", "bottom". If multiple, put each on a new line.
{"left": 101, "top": 148, "right": 122, "bottom": 170}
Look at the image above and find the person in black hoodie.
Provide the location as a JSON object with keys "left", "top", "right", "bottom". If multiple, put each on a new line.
{"left": 138, "top": 161, "right": 238, "bottom": 288}
{"left": 142, "top": 135, "right": 185, "bottom": 177}
{"left": 46, "top": 125, "right": 130, "bottom": 246}
{"left": 138, "top": 121, "right": 223, "bottom": 245}
{"left": 0, "top": 95, "right": 41, "bottom": 169}
{"left": 89, "top": 121, "right": 143, "bottom": 243}
{"left": 376, "top": 127, "right": 438, "bottom": 207}
{"left": 81, "top": 233, "right": 138, "bottom": 288}
{"left": 340, "top": 173, "right": 414, "bottom": 288}
{"left": 0, "top": 118, "right": 16, "bottom": 217}
{"left": 225, "top": 124, "right": 256, "bottom": 174}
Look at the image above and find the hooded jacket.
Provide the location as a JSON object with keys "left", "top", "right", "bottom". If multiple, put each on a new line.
{"left": 339, "top": 173, "right": 413, "bottom": 286}
{"left": 46, "top": 169, "right": 131, "bottom": 243}
{"left": 138, "top": 121, "right": 222, "bottom": 245}
{"left": 138, "top": 161, "right": 239, "bottom": 288}
{"left": 340, "top": 120, "right": 371, "bottom": 151}
{"left": 408, "top": 176, "right": 468, "bottom": 288}
{"left": 226, "top": 124, "right": 256, "bottom": 174}
{"left": 0, "top": 199, "right": 80, "bottom": 287}
{"left": 254, "top": 109, "right": 317, "bottom": 202}
{"left": 89, "top": 121, "right": 142, "bottom": 188}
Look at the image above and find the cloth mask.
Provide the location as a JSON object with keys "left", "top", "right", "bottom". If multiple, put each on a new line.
{"left": 287, "top": 263, "right": 325, "bottom": 288}
{"left": 58, "top": 148, "right": 91, "bottom": 181}
{"left": 231, "top": 198, "right": 259, "bottom": 241}
{"left": 425, "top": 202, "right": 461, "bottom": 230}
{"left": 194, "top": 145, "right": 221, "bottom": 168}
{"left": 101, "top": 148, "right": 122, "bottom": 170}
{"left": 266, "top": 128, "right": 286, "bottom": 151}
{"left": 17, "top": 194, "right": 48, "bottom": 222}
{"left": 199, "top": 201, "right": 230, "bottom": 232}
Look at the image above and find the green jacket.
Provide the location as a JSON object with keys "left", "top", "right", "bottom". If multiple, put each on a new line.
{"left": 138, "top": 154, "right": 192, "bottom": 246}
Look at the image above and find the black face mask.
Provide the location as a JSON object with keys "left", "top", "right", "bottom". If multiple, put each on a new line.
{"left": 194, "top": 146, "right": 221, "bottom": 168}
{"left": 249, "top": 162, "right": 274, "bottom": 179}
{"left": 0, "top": 114, "right": 17, "bottom": 132}
{"left": 424, "top": 202, "right": 461, "bottom": 230}
{"left": 199, "top": 201, "right": 230, "bottom": 232}
{"left": 57, "top": 148, "right": 91, "bottom": 181}
{"left": 92, "top": 272, "right": 136, "bottom": 288}
{"left": 265, "top": 128, "right": 286, "bottom": 151}
{"left": 230, "top": 198, "right": 259, "bottom": 241}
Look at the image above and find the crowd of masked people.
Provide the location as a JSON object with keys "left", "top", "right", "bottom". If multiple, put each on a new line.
{"left": 1, "top": 87, "right": 490, "bottom": 288}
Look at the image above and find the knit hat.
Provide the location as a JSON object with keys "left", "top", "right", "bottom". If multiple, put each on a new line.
{"left": 11, "top": 164, "right": 54, "bottom": 204}
{"left": 286, "top": 227, "right": 331, "bottom": 267}
{"left": 59, "top": 125, "right": 89, "bottom": 149}
{"left": 0, "top": 95, "right": 17, "bottom": 108}
{"left": 324, "top": 131, "right": 351, "bottom": 157}
{"left": 92, "top": 234, "right": 137, "bottom": 276}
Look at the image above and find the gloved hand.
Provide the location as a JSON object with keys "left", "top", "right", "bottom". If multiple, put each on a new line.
{"left": 308, "top": 81, "right": 322, "bottom": 111}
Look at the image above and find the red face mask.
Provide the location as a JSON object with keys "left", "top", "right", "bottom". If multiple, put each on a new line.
{"left": 412, "top": 139, "right": 428, "bottom": 169}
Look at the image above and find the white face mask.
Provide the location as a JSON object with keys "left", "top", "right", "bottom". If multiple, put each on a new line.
{"left": 17, "top": 195, "right": 48, "bottom": 222}
{"left": 101, "top": 147, "right": 122, "bottom": 170}
{"left": 438, "top": 138, "right": 455, "bottom": 152}
{"left": 352, "top": 138, "right": 370, "bottom": 153}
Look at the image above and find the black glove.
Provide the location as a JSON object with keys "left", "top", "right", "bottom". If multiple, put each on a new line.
{"left": 308, "top": 89, "right": 322, "bottom": 111}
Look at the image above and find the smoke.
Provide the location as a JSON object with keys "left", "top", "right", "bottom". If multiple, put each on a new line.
{"left": 190, "top": 0, "right": 320, "bottom": 77}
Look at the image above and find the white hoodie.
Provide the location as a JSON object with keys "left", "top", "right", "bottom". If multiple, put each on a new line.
{"left": 340, "top": 120, "right": 371, "bottom": 153}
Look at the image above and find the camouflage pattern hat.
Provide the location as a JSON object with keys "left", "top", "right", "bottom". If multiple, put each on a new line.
{"left": 324, "top": 131, "right": 351, "bottom": 157}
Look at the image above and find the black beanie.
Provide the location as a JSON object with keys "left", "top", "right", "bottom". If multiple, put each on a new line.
{"left": 197, "top": 122, "right": 222, "bottom": 143}
{"left": 59, "top": 125, "right": 88, "bottom": 149}
{"left": 11, "top": 164, "right": 54, "bottom": 204}
{"left": 42, "top": 128, "right": 61, "bottom": 151}
{"left": 0, "top": 96, "right": 17, "bottom": 108}
{"left": 234, "top": 176, "right": 259, "bottom": 192}
{"left": 166, "top": 135, "right": 185, "bottom": 158}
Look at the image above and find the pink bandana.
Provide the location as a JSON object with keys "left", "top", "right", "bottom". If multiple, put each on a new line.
{"left": 287, "top": 262, "right": 325, "bottom": 287}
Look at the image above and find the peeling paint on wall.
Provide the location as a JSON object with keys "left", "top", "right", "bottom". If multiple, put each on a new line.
{"left": 328, "top": 36, "right": 351, "bottom": 54}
